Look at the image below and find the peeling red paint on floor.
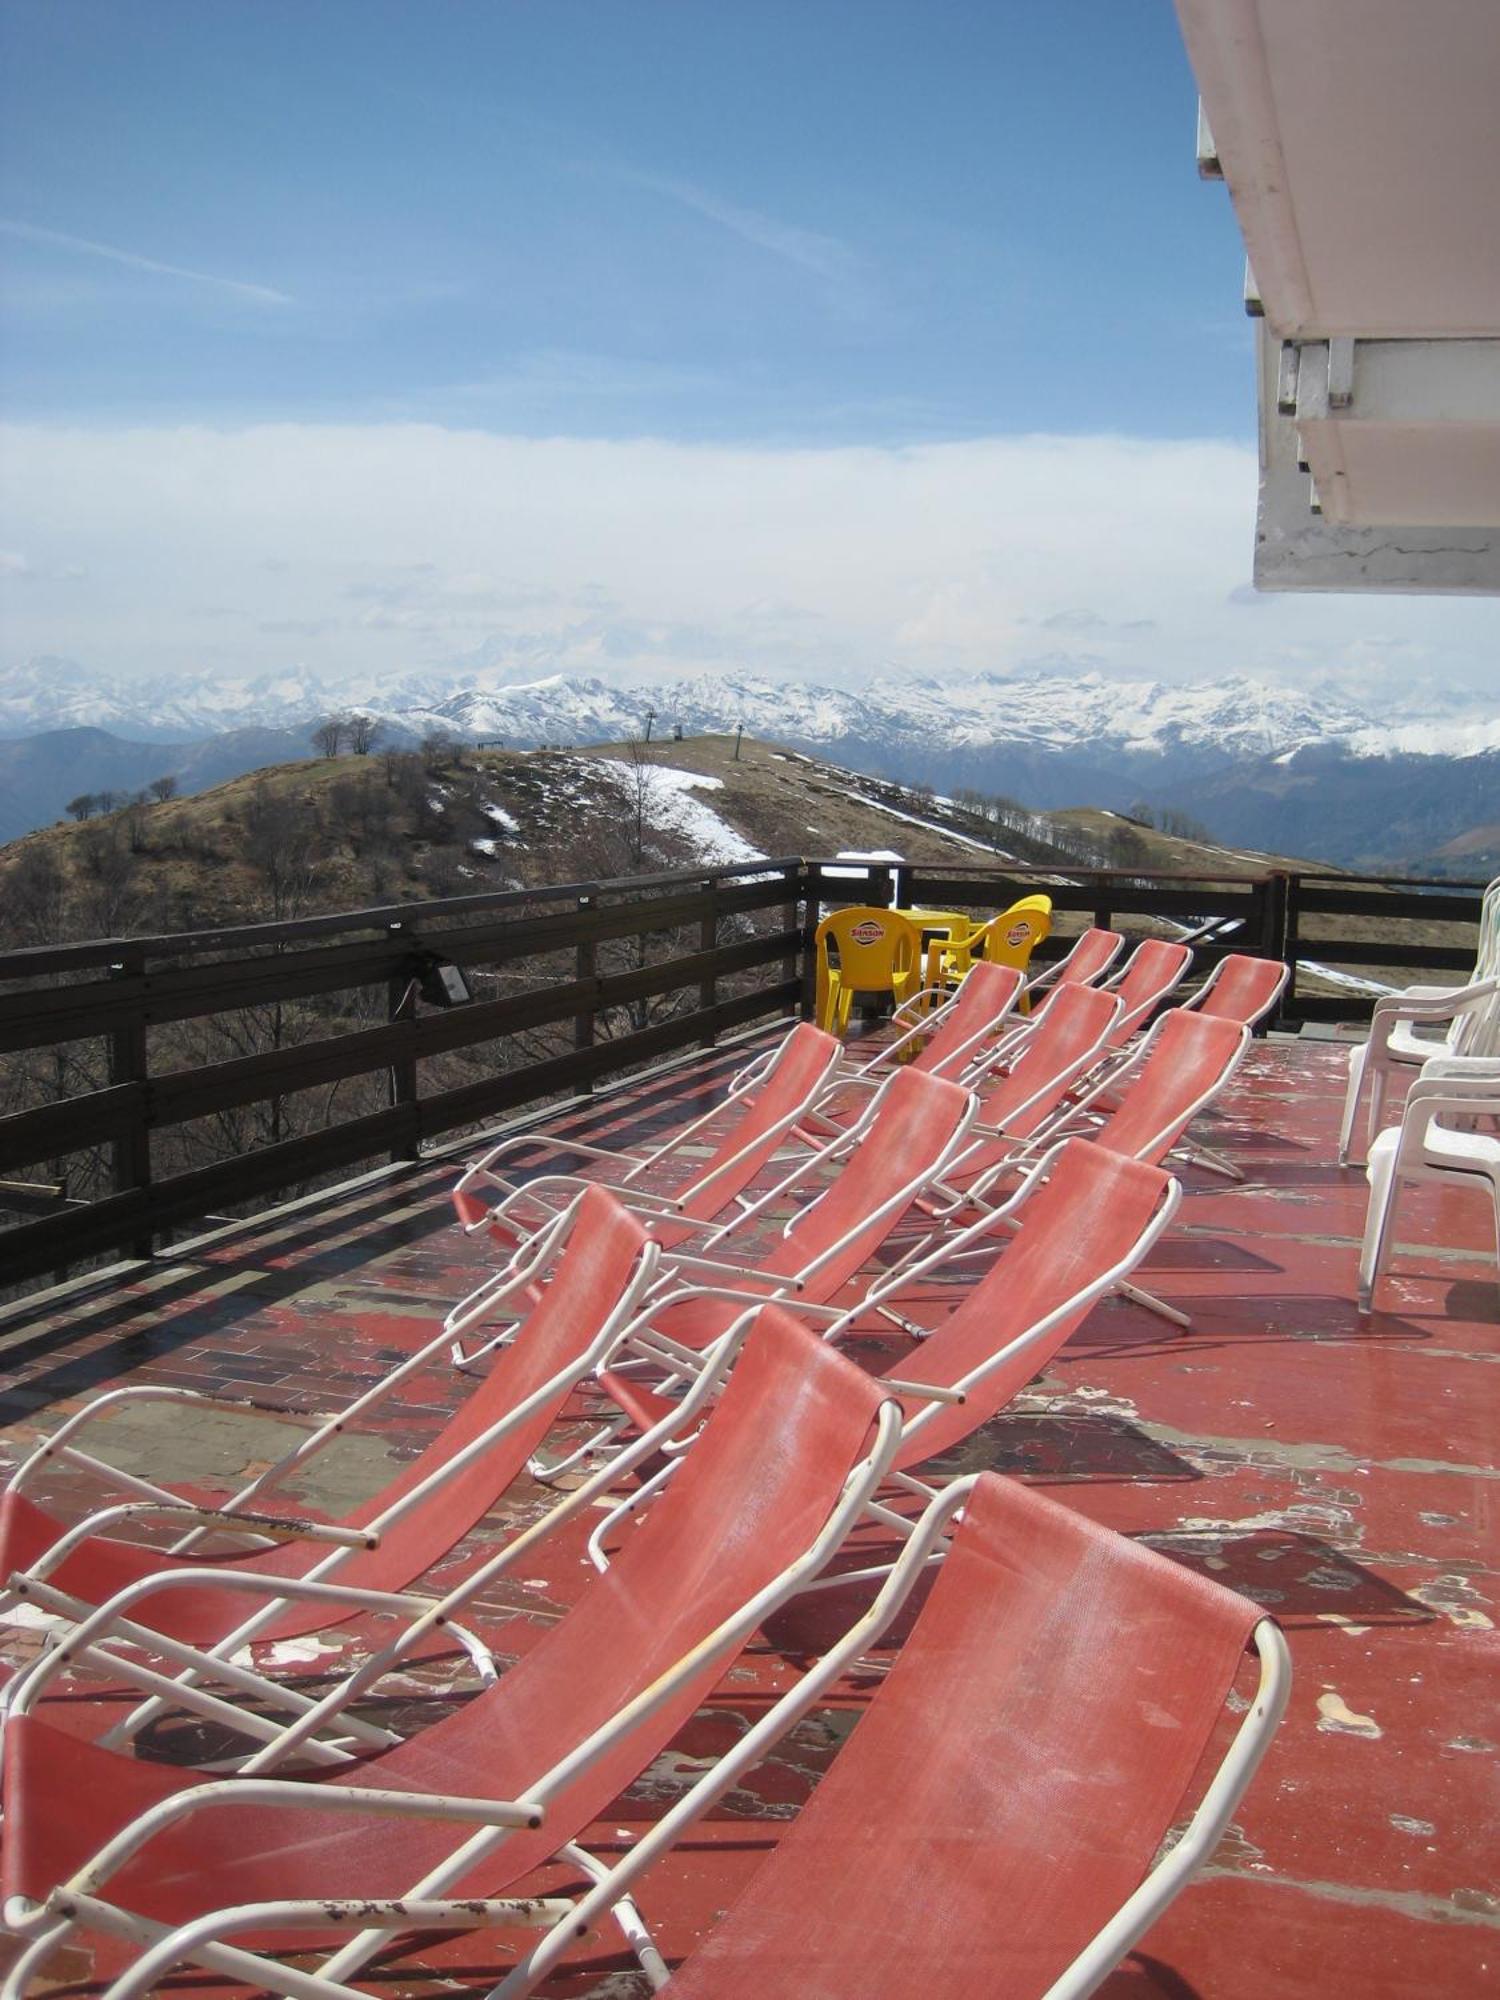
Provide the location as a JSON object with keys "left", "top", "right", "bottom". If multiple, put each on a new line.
{"left": 0, "top": 1033, "right": 1495, "bottom": 1994}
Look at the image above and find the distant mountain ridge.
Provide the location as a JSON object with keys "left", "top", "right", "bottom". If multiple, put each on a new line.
{"left": 2, "top": 657, "right": 1497, "bottom": 869}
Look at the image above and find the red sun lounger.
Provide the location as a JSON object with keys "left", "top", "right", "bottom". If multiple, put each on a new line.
{"left": 919, "top": 983, "right": 1121, "bottom": 1208}
{"left": 986, "top": 1008, "right": 1253, "bottom": 1186}
{"left": 1100, "top": 935, "right": 1194, "bottom": 1048}
{"left": 498, "top": 1467, "right": 1290, "bottom": 2000}
{"left": 583, "top": 1138, "right": 1180, "bottom": 1577}
{"left": 1019, "top": 923, "right": 1125, "bottom": 1015}
{"left": 863, "top": 1138, "right": 1180, "bottom": 1482}
{"left": 1182, "top": 951, "right": 1289, "bottom": 1028}
{"left": 937, "top": 1016, "right": 1248, "bottom": 1329}
{"left": 796, "top": 960, "right": 1023, "bottom": 1137}
{"left": 617, "top": 1063, "right": 978, "bottom": 1357}
{"left": 0, "top": 1186, "right": 659, "bottom": 1735}
{"left": 453, "top": 1019, "right": 841, "bottom": 1242}
{"left": 1, "top": 1309, "right": 902, "bottom": 2000}
{"left": 855, "top": 956, "right": 1025, "bottom": 1081}
{"left": 451, "top": 1064, "right": 980, "bottom": 1393}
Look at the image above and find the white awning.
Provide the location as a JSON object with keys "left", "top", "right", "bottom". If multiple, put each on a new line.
{"left": 1177, "top": 0, "right": 1500, "bottom": 590}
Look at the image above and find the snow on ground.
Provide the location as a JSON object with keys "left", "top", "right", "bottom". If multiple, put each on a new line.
{"left": 595, "top": 761, "right": 765, "bottom": 868}
{"left": 841, "top": 790, "right": 1015, "bottom": 860}
{"left": 1296, "top": 960, "right": 1398, "bottom": 997}
{"left": 470, "top": 837, "right": 500, "bottom": 858}
{"left": 480, "top": 801, "right": 520, "bottom": 832}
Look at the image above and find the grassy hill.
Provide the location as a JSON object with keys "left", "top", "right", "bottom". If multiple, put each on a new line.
{"left": 0, "top": 729, "right": 1334, "bottom": 951}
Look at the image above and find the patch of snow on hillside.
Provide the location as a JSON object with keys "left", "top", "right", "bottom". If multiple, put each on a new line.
{"left": 481, "top": 801, "right": 520, "bottom": 832}
{"left": 596, "top": 761, "right": 764, "bottom": 867}
{"left": 843, "top": 791, "right": 1015, "bottom": 860}
{"left": 470, "top": 837, "right": 500, "bottom": 858}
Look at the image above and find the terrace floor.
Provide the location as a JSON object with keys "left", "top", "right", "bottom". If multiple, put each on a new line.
{"left": 0, "top": 1029, "right": 1496, "bottom": 1996}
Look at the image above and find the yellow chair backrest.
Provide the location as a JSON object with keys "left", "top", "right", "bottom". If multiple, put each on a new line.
{"left": 973, "top": 894, "right": 1053, "bottom": 974}
{"left": 814, "top": 906, "right": 925, "bottom": 1034}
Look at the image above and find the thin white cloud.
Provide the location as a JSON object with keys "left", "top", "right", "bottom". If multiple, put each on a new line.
{"left": 1, "top": 422, "right": 1496, "bottom": 704}
{"left": 0, "top": 219, "right": 291, "bottom": 306}
{"left": 614, "top": 169, "right": 856, "bottom": 283}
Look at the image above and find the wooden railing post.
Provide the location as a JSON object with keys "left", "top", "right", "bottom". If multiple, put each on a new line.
{"left": 783, "top": 862, "right": 803, "bottom": 1012}
{"left": 574, "top": 892, "right": 597, "bottom": 1089}
{"left": 107, "top": 948, "right": 152, "bottom": 1258}
{"left": 800, "top": 862, "right": 822, "bottom": 1020}
{"left": 384, "top": 921, "right": 421, "bottom": 1161}
{"left": 699, "top": 880, "right": 719, "bottom": 1048}
{"left": 1277, "top": 872, "right": 1299, "bottom": 1025}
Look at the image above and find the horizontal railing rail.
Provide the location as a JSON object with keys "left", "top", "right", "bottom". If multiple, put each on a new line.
{"left": 0, "top": 855, "right": 1487, "bottom": 1297}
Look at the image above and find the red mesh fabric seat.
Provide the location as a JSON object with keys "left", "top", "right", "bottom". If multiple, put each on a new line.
{"left": 1103, "top": 937, "right": 1193, "bottom": 1048}
{"left": 661, "top": 1470, "right": 1264, "bottom": 2000}
{"left": 650, "top": 1066, "right": 974, "bottom": 1351}
{"left": 812, "top": 964, "right": 1021, "bottom": 1136}
{"left": 455, "top": 1023, "right": 840, "bottom": 1237}
{"left": 673, "top": 1024, "right": 841, "bottom": 1222}
{"left": 4, "top": 1309, "right": 893, "bottom": 1963}
{"left": 1024, "top": 925, "right": 1124, "bottom": 1015}
{"left": 0, "top": 1186, "right": 649, "bottom": 1648}
{"left": 902, "top": 961, "right": 1023, "bottom": 1078}
{"left": 1084, "top": 1010, "right": 1249, "bottom": 1167}
{"left": 1188, "top": 952, "right": 1288, "bottom": 1028}
{"left": 885, "top": 1141, "right": 1174, "bottom": 1472}
{"left": 940, "top": 984, "right": 1119, "bottom": 1188}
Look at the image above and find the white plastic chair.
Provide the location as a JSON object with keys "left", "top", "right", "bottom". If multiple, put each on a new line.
{"left": 1358, "top": 1057, "right": 1500, "bottom": 1313}
{"left": 1336, "top": 974, "right": 1500, "bottom": 1167}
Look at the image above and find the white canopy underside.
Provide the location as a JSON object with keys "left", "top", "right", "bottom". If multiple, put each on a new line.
{"left": 1176, "top": 0, "right": 1500, "bottom": 590}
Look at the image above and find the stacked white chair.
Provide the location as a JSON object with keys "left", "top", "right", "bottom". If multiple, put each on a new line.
{"left": 1358, "top": 1054, "right": 1500, "bottom": 1312}
{"left": 1337, "top": 876, "right": 1500, "bottom": 1167}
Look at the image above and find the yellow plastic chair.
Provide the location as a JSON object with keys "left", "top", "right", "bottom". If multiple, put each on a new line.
{"left": 814, "top": 906, "right": 925, "bottom": 1035}
{"left": 936, "top": 894, "right": 1053, "bottom": 991}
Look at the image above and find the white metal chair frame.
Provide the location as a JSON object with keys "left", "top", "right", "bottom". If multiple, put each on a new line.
{"left": 1, "top": 1330, "right": 906, "bottom": 2000}
{"left": 0, "top": 1200, "right": 663, "bottom": 1769}
{"left": 903, "top": 994, "right": 1125, "bottom": 1220}
{"left": 451, "top": 1023, "right": 842, "bottom": 1237}
{"left": 446, "top": 1064, "right": 982, "bottom": 1387}
{"left": 580, "top": 1137, "right": 1184, "bottom": 1546}
{"left": 1358, "top": 1057, "right": 1500, "bottom": 1314}
{"left": 841, "top": 962, "right": 1024, "bottom": 1083}
{"left": 491, "top": 1471, "right": 1292, "bottom": 2000}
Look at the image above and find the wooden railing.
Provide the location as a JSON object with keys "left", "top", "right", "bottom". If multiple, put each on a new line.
{"left": 0, "top": 858, "right": 1486, "bottom": 1293}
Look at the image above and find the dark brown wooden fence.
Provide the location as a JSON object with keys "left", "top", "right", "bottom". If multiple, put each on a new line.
{"left": 0, "top": 858, "right": 1485, "bottom": 1292}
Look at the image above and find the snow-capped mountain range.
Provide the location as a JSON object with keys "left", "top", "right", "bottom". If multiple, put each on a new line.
{"left": 1, "top": 657, "right": 1497, "bottom": 868}
{"left": 2, "top": 655, "right": 1496, "bottom": 764}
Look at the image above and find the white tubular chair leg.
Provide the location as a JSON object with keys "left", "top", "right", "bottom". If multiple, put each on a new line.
{"left": 1337, "top": 1039, "right": 1368, "bottom": 1167}
{"left": 1358, "top": 1133, "right": 1402, "bottom": 1314}
{"left": 1362, "top": 1061, "right": 1390, "bottom": 1168}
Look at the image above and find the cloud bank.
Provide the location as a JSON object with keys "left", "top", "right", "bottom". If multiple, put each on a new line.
{"left": 1, "top": 422, "right": 1497, "bottom": 701}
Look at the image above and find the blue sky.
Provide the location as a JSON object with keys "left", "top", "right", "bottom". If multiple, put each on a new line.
{"left": 1, "top": 1, "right": 1497, "bottom": 704}
{"left": 1, "top": 0, "right": 1246, "bottom": 441}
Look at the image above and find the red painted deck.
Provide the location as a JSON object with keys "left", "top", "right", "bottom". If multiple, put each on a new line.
{"left": 0, "top": 1031, "right": 1496, "bottom": 1995}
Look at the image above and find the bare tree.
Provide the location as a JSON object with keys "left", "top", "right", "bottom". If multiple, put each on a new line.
{"left": 310, "top": 715, "right": 347, "bottom": 759}
{"left": 76, "top": 821, "right": 137, "bottom": 933}
{"left": 124, "top": 799, "right": 151, "bottom": 854}
{"left": 242, "top": 784, "right": 323, "bottom": 921}
{"left": 1, "top": 847, "right": 66, "bottom": 946}
{"left": 347, "top": 713, "right": 383, "bottom": 756}
{"left": 149, "top": 773, "right": 179, "bottom": 802}
{"left": 65, "top": 794, "right": 98, "bottom": 821}
{"left": 420, "top": 732, "right": 462, "bottom": 773}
